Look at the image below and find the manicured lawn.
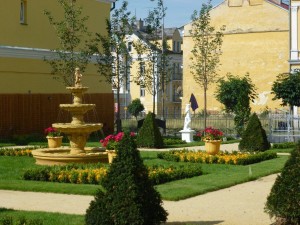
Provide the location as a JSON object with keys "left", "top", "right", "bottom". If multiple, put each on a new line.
{"left": 0, "top": 208, "right": 84, "bottom": 225}
{"left": 0, "top": 149, "right": 289, "bottom": 201}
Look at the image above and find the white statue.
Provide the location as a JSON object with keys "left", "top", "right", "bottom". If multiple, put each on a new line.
{"left": 183, "top": 103, "right": 191, "bottom": 130}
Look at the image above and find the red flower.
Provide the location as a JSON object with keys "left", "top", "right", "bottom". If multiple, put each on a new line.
{"left": 198, "top": 127, "right": 223, "bottom": 141}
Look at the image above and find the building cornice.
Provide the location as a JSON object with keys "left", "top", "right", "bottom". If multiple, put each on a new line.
{"left": 0, "top": 45, "right": 98, "bottom": 62}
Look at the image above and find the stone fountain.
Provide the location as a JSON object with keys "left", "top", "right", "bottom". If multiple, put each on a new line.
{"left": 32, "top": 68, "right": 108, "bottom": 165}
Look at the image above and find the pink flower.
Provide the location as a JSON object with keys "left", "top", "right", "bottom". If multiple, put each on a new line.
{"left": 100, "top": 132, "right": 135, "bottom": 148}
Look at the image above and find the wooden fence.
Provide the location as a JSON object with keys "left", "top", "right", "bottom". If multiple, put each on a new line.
{"left": 0, "top": 93, "right": 114, "bottom": 139}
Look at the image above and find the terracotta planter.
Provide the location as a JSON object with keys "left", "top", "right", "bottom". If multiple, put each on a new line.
{"left": 46, "top": 136, "right": 63, "bottom": 148}
{"left": 205, "top": 140, "right": 221, "bottom": 155}
{"left": 106, "top": 150, "right": 117, "bottom": 163}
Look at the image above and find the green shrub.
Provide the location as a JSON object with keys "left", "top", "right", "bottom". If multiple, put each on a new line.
{"left": 136, "top": 112, "right": 164, "bottom": 148}
{"left": 239, "top": 113, "right": 270, "bottom": 152}
{"left": 163, "top": 138, "right": 186, "bottom": 146}
{"left": 272, "top": 142, "right": 295, "bottom": 149}
{"left": 265, "top": 141, "right": 300, "bottom": 225}
{"left": 0, "top": 216, "right": 43, "bottom": 225}
{"left": 86, "top": 132, "right": 168, "bottom": 225}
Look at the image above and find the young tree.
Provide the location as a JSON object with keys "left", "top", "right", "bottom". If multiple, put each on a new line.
{"left": 189, "top": 1, "right": 225, "bottom": 128}
{"left": 133, "top": 0, "right": 171, "bottom": 115}
{"left": 127, "top": 98, "right": 145, "bottom": 120}
{"left": 272, "top": 71, "right": 300, "bottom": 111}
{"left": 44, "top": 0, "right": 94, "bottom": 86}
{"left": 92, "top": 0, "right": 135, "bottom": 133}
{"left": 215, "top": 73, "right": 257, "bottom": 136}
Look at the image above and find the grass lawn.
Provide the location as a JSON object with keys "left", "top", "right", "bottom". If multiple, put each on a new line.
{"left": 0, "top": 208, "right": 84, "bottom": 225}
{"left": 0, "top": 148, "right": 289, "bottom": 201}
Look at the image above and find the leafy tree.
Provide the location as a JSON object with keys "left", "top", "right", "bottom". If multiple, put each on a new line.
{"left": 44, "top": 0, "right": 95, "bottom": 86}
{"left": 215, "top": 73, "right": 257, "bottom": 135}
{"left": 133, "top": 0, "right": 171, "bottom": 115}
{"left": 265, "top": 141, "right": 300, "bottom": 225}
{"left": 239, "top": 113, "right": 270, "bottom": 151}
{"left": 86, "top": 132, "right": 168, "bottom": 225}
{"left": 128, "top": 98, "right": 145, "bottom": 120}
{"left": 189, "top": 1, "right": 225, "bottom": 128}
{"left": 272, "top": 71, "right": 300, "bottom": 111}
{"left": 92, "top": 0, "right": 135, "bottom": 132}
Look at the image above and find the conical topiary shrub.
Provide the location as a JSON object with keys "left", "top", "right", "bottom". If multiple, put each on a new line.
{"left": 85, "top": 132, "right": 168, "bottom": 225}
{"left": 136, "top": 112, "right": 164, "bottom": 148}
{"left": 265, "top": 141, "right": 300, "bottom": 225}
{"left": 239, "top": 113, "right": 270, "bottom": 151}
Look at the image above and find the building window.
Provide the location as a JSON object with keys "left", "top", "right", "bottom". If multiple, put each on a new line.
{"left": 177, "top": 42, "right": 180, "bottom": 52}
{"left": 140, "top": 87, "right": 146, "bottom": 97}
{"left": 20, "top": 0, "right": 27, "bottom": 24}
{"left": 128, "top": 42, "right": 132, "bottom": 52}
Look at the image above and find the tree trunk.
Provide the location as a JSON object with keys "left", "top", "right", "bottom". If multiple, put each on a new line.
{"left": 204, "top": 87, "right": 207, "bottom": 129}
{"left": 116, "top": 88, "right": 122, "bottom": 133}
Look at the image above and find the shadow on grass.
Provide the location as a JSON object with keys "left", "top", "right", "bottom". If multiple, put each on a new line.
{"left": 164, "top": 221, "right": 224, "bottom": 225}
{"left": 0, "top": 207, "right": 14, "bottom": 212}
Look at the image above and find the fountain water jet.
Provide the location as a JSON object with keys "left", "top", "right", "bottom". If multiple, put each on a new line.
{"left": 32, "top": 68, "right": 108, "bottom": 165}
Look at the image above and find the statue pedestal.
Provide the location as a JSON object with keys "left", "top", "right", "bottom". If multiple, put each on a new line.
{"left": 180, "top": 129, "right": 195, "bottom": 143}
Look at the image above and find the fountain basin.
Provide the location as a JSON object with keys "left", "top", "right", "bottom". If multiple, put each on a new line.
{"left": 53, "top": 123, "right": 102, "bottom": 133}
{"left": 60, "top": 104, "right": 95, "bottom": 113}
{"left": 32, "top": 147, "right": 108, "bottom": 165}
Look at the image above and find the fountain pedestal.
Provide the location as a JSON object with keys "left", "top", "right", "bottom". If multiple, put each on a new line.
{"left": 32, "top": 68, "right": 107, "bottom": 165}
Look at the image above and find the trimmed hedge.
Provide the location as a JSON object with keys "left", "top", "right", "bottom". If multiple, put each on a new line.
{"left": 23, "top": 161, "right": 202, "bottom": 186}
{"left": 86, "top": 132, "right": 168, "bottom": 225}
{"left": 265, "top": 141, "right": 300, "bottom": 225}
{"left": 136, "top": 112, "right": 164, "bottom": 148}
{"left": 239, "top": 113, "right": 270, "bottom": 152}
{"left": 157, "top": 150, "right": 277, "bottom": 165}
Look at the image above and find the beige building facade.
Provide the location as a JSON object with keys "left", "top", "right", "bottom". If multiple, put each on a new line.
{"left": 123, "top": 23, "right": 183, "bottom": 118}
{"left": 0, "top": 0, "right": 115, "bottom": 137}
{"left": 182, "top": 0, "right": 290, "bottom": 114}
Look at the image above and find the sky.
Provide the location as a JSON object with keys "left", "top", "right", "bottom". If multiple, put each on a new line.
{"left": 116, "top": 0, "right": 223, "bottom": 28}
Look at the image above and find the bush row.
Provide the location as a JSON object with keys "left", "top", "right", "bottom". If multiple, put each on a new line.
{"left": 272, "top": 142, "right": 295, "bottom": 149}
{"left": 23, "top": 163, "right": 202, "bottom": 185}
{"left": 157, "top": 150, "right": 277, "bottom": 165}
{"left": 163, "top": 138, "right": 187, "bottom": 146}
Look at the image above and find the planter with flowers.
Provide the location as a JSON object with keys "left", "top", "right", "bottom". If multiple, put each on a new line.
{"left": 198, "top": 127, "right": 224, "bottom": 155}
{"left": 44, "top": 127, "right": 63, "bottom": 148}
{"left": 100, "top": 132, "right": 135, "bottom": 163}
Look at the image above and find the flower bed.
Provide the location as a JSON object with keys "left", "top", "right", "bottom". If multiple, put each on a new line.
{"left": 23, "top": 163, "right": 202, "bottom": 185}
{"left": 157, "top": 150, "right": 277, "bottom": 165}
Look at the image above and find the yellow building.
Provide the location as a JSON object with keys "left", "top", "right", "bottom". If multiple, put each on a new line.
{"left": 125, "top": 21, "right": 183, "bottom": 118}
{"left": 182, "top": 0, "right": 289, "bottom": 114}
{"left": 290, "top": 0, "right": 300, "bottom": 71}
{"left": 0, "top": 0, "right": 115, "bottom": 137}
